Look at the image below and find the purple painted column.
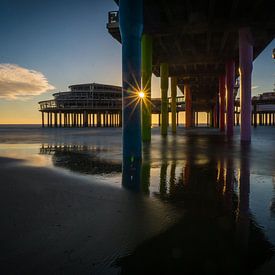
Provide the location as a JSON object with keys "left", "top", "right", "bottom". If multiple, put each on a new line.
{"left": 225, "top": 60, "right": 235, "bottom": 137}
{"left": 239, "top": 27, "right": 253, "bottom": 142}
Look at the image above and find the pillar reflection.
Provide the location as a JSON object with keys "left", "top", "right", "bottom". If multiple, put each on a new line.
{"left": 169, "top": 162, "right": 177, "bottom": 197}
{"left": 236, "top": 144, "right": 251, "bottom": 248}
{"left": 271, "top": 176, "right": 275, "bottom": 217}
{"left": 141, "top": 144, "right": 151, "bottom": 194}
{"left": 122, "top": 143, "right": 151, "bottom": 193}
{"left": 159, "top": 138, "right": 168, "bottom": 197}
{"left": 224, "top": 156, "right": 234, "bottom": 212}
{"left": 122, "top": 157, "right": 141, "bottom": 191}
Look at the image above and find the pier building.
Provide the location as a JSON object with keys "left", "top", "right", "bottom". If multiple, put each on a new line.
{"left": 39, "top": 83, "right": 122, "bottom": 128}
{"left": 38, "top": 82, "right": 186, "bottom": 127}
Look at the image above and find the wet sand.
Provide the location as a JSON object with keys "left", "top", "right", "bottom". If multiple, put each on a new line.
{"left": 0, "top": 125, "right": 275, "bottom": 274}
{"left": 0, "top": 157, "right": 179, "bottom": 274}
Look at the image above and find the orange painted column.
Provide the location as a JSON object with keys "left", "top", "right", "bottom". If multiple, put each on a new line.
{"left": 219, "top": 75, "right": 226, "bottom": 132}
{"left": 184, "top": 84, "right": 192, "bottom": 128}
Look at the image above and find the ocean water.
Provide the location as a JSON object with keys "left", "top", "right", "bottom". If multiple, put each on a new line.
{"left": 0, "top": 124, "right": 275, "bottom": 274}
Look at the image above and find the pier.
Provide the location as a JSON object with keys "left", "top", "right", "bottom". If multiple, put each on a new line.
{"left": 38, "top": 83, "right": 187, "bottom": 128}
{"left": 39, "top": 83, "right": 275, "bottom": 128}
{"left": 39, "top": 83, "right": 123, "bottom": 128}
{"left": 107, "top": 0, "right": 275, "bottom": 161}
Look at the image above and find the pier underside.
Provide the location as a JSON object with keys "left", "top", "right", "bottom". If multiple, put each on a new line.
{"left": 109, "top": 0, "right": 274, "bottom": 105}
{"left": 107, "top": 0, "right": 274, "bottom": 150}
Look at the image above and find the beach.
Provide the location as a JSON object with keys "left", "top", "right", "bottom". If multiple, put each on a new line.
{"left": 0, "top": 125, "right": 275, "bottom": 274}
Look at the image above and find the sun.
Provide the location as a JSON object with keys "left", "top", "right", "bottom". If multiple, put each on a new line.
{"left": 138, "top": 91, "right": 145, "bottom": 98}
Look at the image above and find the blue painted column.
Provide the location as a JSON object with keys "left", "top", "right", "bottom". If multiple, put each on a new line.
{"left": 119, "top": 0, "right": 143, "bottom": 162}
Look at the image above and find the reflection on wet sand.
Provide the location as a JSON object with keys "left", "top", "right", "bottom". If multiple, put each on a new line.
{"left": 40, "top": 140, "right": 274, "bottom": 273}
{"left": 118, "top": 143, "right": 274, "bottom": 274}
{"left": 40, "top": 144, "right": 121, "bottom": 175}
{"left": 271, "top": 177, "right": 275, "bottom": 217}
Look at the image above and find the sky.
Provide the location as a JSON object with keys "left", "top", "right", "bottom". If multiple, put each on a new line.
{"left": 0, "top": 0, "right": 274, "bottom": 124}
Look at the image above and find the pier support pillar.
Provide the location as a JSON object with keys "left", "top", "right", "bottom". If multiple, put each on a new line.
{"left": 219, "top": 75, "right": 226, "bottom": 132}
{"left": 41, "top": 112, "right": 44, "bottom": 128}
{"left": 191, "top": 111, "right": 195, "bottom": 127}
{"left": 119, "top": 111, "right": 122, "bottom": 127}
{"left": 47, "top": 112, "right": 50, "bottom": 127}
{"left": 83, "top": 111, "right": 88, "bottom": 127}
{"left": 160, "top": 63, "right": 169, "bottom": 135}
{"left": 65, "top": 113, "right": 67, "bottom": 127}
{"left": 239, "top": 27, "right": 253, "bottom": 142}
{"left": 50, "top": 112, "right": 52, "bottom": 127}
{"left": 141, "top": 34, "right": 152, "bottom": 141}
{"left": 97, "top": 113, "right": 100, "bottom": 127}
{"left": 210, "top": 109, "right": 214, "bottom": 127}
{"left": 59, "top": 112, "right": 62, "bottom": 127}
{"left": 213, "top": 106, "right": 217, "bottom": 128}
{"left": 185, "top": 84, "right": 192, "bottom": 128}
{"left": 215, "top": 92, "right": 220, "bottom": 128}
{"left": 171, "top": 77, "right": 177, "bottom": 133}
{"left": 253, "top": 104, "right": 257, "bottom": 128}
{"left": 120, "top": 0, "right": 143, "bottom": 161}
{"left": 226, "top": 60, "right": 235, "bottom": 137}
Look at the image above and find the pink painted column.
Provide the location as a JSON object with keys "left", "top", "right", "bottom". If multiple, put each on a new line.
{"left": 226, "top": 60, "right": 235, "bottom": 137}
{"left": 239, "top": 27, "right": 253, "bottom": 142}
{"left": 185, "top": 84, "right": 192, "bottom": 128}
{"left": 219, "top": 75, "right": 226, "bottom": 132}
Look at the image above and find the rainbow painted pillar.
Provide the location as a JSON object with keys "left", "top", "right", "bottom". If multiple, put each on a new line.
{"left": 239, "top": 27, "right": 253, "bottom": 142}
{"left": 226, "top": 60, "right": 235, "bottom": 137}
{"left": 141, "top": 34, "right": 152, "bottom": 142}
{"left": 119, "top": 0, "right": 143, "bottom": 162}
{"left": 160, "top": 63, "right": 169, "bottom": 136}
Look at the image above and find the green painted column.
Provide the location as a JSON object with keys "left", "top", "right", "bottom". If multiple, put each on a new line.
{"left": 171, "top": 77, "right": 177, "bottom": 133}
{"left": 160, "top": 63, "right": 169, "bottom": 135}
{"left": 141, "top": 34, "right": 153, "bottom": 141}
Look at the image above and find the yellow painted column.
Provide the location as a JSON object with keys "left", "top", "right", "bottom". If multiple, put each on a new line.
{"left": 160, "top": 63, "right": 169, "bottom": 135}
{"left": 171, "top": 77, "right": 177, "bottom": 133}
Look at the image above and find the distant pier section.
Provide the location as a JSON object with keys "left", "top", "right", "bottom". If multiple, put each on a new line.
{"left": 39, "top": 83, "right": 275, "bottom": 128}
{"left": 38, "top": 82, "right": 185, "bottom": 128}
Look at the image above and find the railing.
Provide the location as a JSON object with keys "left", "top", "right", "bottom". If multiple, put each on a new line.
{"left": 107, "top": 11, "right": 119, "bottom": 29}
{"left": 39, "top": 101, "right": 122, "bottom": 111}
{"left": 39, "top": 96, "right": 186, "bottom": 112}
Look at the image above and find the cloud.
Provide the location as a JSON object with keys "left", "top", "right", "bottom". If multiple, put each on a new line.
{"left": 252, "top": 85, "right": 259, "bottom": 89}
{"left": 0, "top": 64, "right": 55, "bottom": 100}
